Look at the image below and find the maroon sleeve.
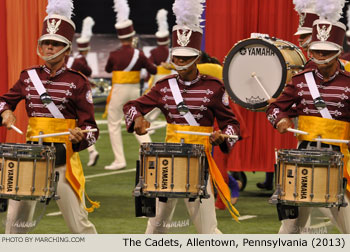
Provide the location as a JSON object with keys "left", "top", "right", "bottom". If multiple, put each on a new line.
{"left": 123, "top": 86, "right": 161, "bottom": 132}
{"left": 105, "top": 53, "right": 114, "bottom": 73}
{"left": 71, "top": 77, "right": 99, "bottom": 152}
{"left": 71, "top": 58, "right": 92, "bottom": 77}
{"left": 211, "top": 84, "right": 240, "bottom": 153}
{"left": 0, "top": 76, "right": 26, "bottom": 116}
{"left": 266, "top": 80, "right": 300, "bottom": 127}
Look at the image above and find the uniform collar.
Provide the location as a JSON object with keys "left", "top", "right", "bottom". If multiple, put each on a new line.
{"left": 176, "top": 72, "right": 201, "bottom": 86}
{"left": 42, "top": 64, "right": 66, "bottom": 77}
{"left": 314, "top": 67, "right": 339, "bottom": 83}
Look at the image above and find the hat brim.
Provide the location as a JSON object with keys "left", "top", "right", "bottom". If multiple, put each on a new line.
{"left": 309, "top": 41, "right": 341, "bottom": 51}
{"left": 39, "top": 34, "right": 70, "bottom": 45}
{"left": 172, "top": 47, "right": 199, "bottom": 57}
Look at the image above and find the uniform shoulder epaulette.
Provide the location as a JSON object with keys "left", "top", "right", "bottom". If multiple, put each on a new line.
{"left": 155, "top": 74, "right": 178, "bottom": 84}
{"left": 292, "top": 68, "right": 313, "bottom": 77}
{"left": 21, "top": 65, "right": 41, "bottom": 73}
{"left": 66, "top": 68, "right": 89, "bottom": 80}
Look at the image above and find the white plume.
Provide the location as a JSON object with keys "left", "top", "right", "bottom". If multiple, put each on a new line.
{"left": 293, "top": 0, "right": 314, "bottom": 13}
{"left": 347, "top": 4, "right": 350, "bottom": 28}
{"left": 314, "top": 0, "right": 345, "bottom": 23}
{"left": 173, "top": 0, "right": 205, "bottom": 28}
{"left": 157, "top": 9, "right": 168, "bottom": 32}
{"left": 113, "top": 0, "right": 130, "bottom": 23}
{"left": 80, "top": 17, "right": 95, "bottom": 39}
{"left": 46, "top": 0, "right": 74, "bottom": 18}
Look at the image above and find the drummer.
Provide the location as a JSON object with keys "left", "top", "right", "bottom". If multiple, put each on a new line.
{"left": 266, "top": 14, "right": 350, "bottom": 234}
{"left": 0, "top": 0, "right": 99, "bottom": 233}
{"left": 123, "top": 0, "right": 241, "bottom": 234}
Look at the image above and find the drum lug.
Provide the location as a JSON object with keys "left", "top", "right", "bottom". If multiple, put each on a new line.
{"left": 309, "top": 193, "right": 314, "bottom": 199}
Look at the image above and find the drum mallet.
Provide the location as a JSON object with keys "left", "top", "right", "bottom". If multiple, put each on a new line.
{"left": 10, "top": 125, "right": 23, "bottom": 135}
{"left": 146, "top": 123, "right": 167, "bottom": 132}
{"left": 175, "top": 130, "right": 239, "bottom": 140}
{"left": 251, "top": 72, "right": 271, "bottom": 100}
{"left": 312, "top": 138, "right": 350, "bottom": 144}
{"left": 286, "top": 128, "right": 309, "bottom": 135}
{"left": 30, "top": 128, "right": 98, "bottom": 139}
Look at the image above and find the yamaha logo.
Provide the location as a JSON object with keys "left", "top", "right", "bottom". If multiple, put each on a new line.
{"left": 161, "top": 159, "right": 169, "bottom": 189}
{"left": 300, "top": 169, "right": 308, "bottom": 199}
{"left": 239, "top": 48, "right": 247, "bottom": 55}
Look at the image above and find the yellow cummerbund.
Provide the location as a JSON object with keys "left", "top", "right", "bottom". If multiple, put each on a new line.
{"left": 112, "top": 71, "right": 140, "bottom": 84}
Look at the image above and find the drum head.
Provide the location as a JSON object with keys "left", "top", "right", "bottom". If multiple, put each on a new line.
{"left": 223, "top": 38, "right": 287, "bottom": 110}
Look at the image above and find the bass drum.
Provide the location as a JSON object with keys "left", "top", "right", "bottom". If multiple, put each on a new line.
{"left": 223, "top": 38, "right": 306, "bottom": 111}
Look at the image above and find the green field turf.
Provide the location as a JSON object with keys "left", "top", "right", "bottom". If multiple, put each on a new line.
{"left": 1, "top": 112, "right": 339, "bottom": 234}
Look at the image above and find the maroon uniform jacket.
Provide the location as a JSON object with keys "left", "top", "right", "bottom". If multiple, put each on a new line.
{"left": 149, "top": 45, "right": 169, "bottom": 66}
{"left": 123, "top": 73, "right": 240, "bottom": 153}
{"left": 105, "top": 44, "right": 156, "bottom": 74}
{"left": 266, "top": 63, "right": 350, "bottom": 127}
{"left": 71, "top": 54, "right": 92, "bottom": 77}
{"left": 0, "top": 65, "right": 99, "bottom": 151}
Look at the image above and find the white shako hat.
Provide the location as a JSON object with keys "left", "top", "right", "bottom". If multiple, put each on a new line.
{"left": 155, "top": 9, "right": 170, "bottom": 45}
{"left": 77, "top": 16, "right": 95, "bottom": 51}
{"left": 171, "top": 0, "right": 205, "bottom": 57}
{"left": 39, "top": 0, "right": 76, "bottom": 47}
{"left": 113, "top": 0, "right": 135, "bottom": 39}
{"left": 293, "top": 0, "right": 318, "bottom": 35}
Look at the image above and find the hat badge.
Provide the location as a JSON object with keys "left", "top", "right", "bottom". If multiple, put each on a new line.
{"left": 177, "top": 28, "right": 192, "bottom": 47}
{"left": 299, "top": 13, "right": 306, "bottom": 27}
{"left": 46, "top": 19, "right": 61, "bottom": 34}
{"left": 316, "top": 24, "right": 332, "bottom": 42}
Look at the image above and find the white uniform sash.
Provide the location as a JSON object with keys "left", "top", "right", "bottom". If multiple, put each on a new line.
{"left": 124, "top": 49, "right": 139, "bottom": 71}
{"left": 304, "top": 72, "right": 333, "bottom": 119}
{"left": 168, "top": 78, "right": 199, "bottom": 126}
{"left": 66, "top": 56, "right": 75, "bottom": 68}
{"left": 27, "top": 69, "right": 64, "bottom": 119}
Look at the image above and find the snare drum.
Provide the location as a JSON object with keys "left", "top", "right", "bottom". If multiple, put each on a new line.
{"left": 0, "top": 143, "right": 56, "bottom": 201}
{"left": 275, "top": 149, "right": 345, "bottom": 207}
{"left": 135, "top": 142, "right": 208, "bottom": 199}
{"left": 223, "top": 37, "right": 306, "bottom": 111}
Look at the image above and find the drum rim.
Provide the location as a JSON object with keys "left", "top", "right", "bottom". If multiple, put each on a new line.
{"left": 223, "top": 38, "right": 287, "bottom": 110}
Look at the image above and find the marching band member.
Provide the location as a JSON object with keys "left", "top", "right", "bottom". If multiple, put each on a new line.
{"left": 104, "top": 0, "right": 156, "bottom": 171}
{"left": 68, "top": 16, "right": 100, "bottom": 167}
{"left": 266, "top": 0, "right": 350, "bottom": 233}
{"left": 0, "top": 0, "right": 99, "bottom": 233}
{"left": 123, "top": 0, "right": 241, "bottom": 234}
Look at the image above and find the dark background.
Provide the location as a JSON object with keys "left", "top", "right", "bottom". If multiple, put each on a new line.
{"left": 72, "top": 0, "right": 176, "bottom": 35}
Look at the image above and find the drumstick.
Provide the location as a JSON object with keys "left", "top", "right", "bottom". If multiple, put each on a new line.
{"left": 175, "top": 130, "right": 239, "bottom": 140}
{"left": 251, "top": 72, "right": 271, "bottom": 100}
{"left": 313, "top": 138, "right": 350, "bottom": 144}
{"left": 30, "top": 128, "right": 98, "bottom": 139}
{"left": 286, "top": 128, "right": 309, "bottom": 135}
{"left": 10, "top": 125, "right": 23, "bottom": 135}
{"left": 146, "top": 123, "right": 167, "bottom": 132}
